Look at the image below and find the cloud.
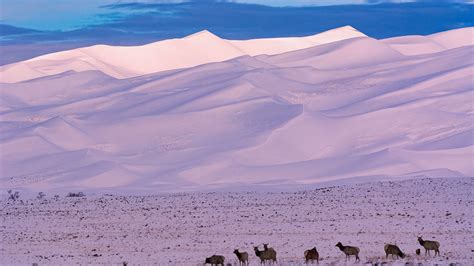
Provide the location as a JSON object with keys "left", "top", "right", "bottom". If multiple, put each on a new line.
{"left": 0, "top": 1, "right": 473, "bottom": 65}
{"left": 1, "top": 0, "right": 471, "bottom": 30}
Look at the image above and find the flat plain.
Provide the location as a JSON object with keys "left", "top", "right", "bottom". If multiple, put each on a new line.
{"left": 1, "top": 177, "right": 472, "bottom": 265}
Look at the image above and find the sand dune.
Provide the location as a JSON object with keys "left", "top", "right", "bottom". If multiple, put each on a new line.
{"left": 382, "top": 27, "right": 474, "bottom": 55}
{"left": 428, "top": 27, "right": 474, "bottom": 49}
{"left": 228, "top": 25, "right": 366, "bottom": 56}
{"left": 2, "top": 27, "right": 471, "bottom": 84}
{"left": 382, "top": 35, "right": 447, "bottom": 55}
{"left": 0, "top": 27, "right": 472, "bottom": 193}
{"left": 0, "top": 26, "right": 365, "bottom": 83}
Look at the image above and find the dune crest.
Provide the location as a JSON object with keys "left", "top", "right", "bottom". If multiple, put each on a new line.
{"left": 0, "top": 26, "right": 366, "bottom": 83}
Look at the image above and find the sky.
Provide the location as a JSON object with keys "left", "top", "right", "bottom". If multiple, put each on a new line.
{"left": 0, "top": 0, "right": 472, "bottom": 64}
{"left": 1, "top": 1, "right": 360, "bottom": 31}
{"left": 0, "top": 0, "right": 472, "bottom": 31}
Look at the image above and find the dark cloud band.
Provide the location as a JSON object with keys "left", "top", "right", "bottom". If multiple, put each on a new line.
{"left": 0, "top": 1, "right": 472, "bottom": 65}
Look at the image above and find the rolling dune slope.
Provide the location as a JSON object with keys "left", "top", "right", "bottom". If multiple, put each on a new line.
{"left": 382, "top": 27, "right": 474, "bottom": 55}
{"left": 0, "top": 27, "right": 473, "bottom": 193}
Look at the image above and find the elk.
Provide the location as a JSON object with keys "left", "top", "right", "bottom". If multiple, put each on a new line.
{"left": 384, "top": 244, "right": 405, "bottom": 259}
{"left": 335, "top": 242, "right": 360, "bottom": 262}
{"left": 254, "top": 245, "right": 277, "bottom": 265}
{"left": 304, "top": 247, "right": 319, "bottom": 264}
{"left": 204, "top": 255, "right": 225, "bottom": 266}
{"left": 233, "top": 249, "right": 249, "bottom": 266}
{"left": 417, "top": 236, "right": 440, "bottom": 256}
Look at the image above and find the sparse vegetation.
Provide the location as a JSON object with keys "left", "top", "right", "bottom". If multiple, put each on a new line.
{"left": 37, "top": 192, "right": 46, "bottom": 200}
{"left": 7, "top": 190, "right": 20, "bottom": 201}
{"left": 66, "top": 192, "right": 85, "bottom": 197}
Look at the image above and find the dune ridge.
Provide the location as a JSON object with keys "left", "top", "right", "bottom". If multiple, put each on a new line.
{"left": 0, "top": 26, "right": 367, "bottom": 83}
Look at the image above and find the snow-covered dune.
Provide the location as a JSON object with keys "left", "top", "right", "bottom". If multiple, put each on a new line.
{"left": 0, "top": 30, "right": 246, "bottom": 83}
{"left": 0, "top": 26, "right": 365, "bottom": 84}
{"left": 428, "top": 27, "right": 474, "bottom": 49}
{"left": 382, "top": 36, "right": 447, "bottom": 55}
{"left": 261, "top": 36, "right": 403, "bottom": 69}
{"left": 0, "top": 27, "right": 472, "bottom": 193}
{"left": 228, "top": 25, "right": 366, "bottom": 56}
{"left": 382, "top": 27, "right": 474, "bottom": 55}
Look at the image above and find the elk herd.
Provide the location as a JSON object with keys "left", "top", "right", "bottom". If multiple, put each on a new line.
{"left": 204, "top": 237, "right": 441, "bottom": 265}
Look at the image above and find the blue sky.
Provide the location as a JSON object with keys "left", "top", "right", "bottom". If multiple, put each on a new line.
{"left": 1, "top": 0, "right": 472, "bottom": 31}
{"left": 0, "top": 1, "right": 472, "bottom": 64}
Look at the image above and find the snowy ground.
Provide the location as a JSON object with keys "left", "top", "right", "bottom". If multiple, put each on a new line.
{"left": 1, "top": 177, "right": 472, "bottom": 265}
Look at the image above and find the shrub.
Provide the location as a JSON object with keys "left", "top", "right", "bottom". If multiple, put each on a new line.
{"left": 37, "top": 192, "right": 46, "bottom": 200}
{"left": 7, "top": 190, "right": 20, "bottom": 201}
{"left": 66, "top": 192, "right": 85, "bottom": 197}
